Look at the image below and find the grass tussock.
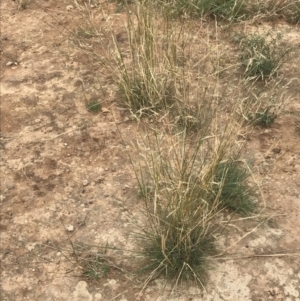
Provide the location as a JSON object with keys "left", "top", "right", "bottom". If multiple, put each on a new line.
{"left": 132, "top": 116, "right": 256, "bottom": 286}
{"left": 112, "top": 3, "right": 178, "bottom": 117}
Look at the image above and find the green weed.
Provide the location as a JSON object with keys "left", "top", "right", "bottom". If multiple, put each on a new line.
{"left": 248, "top": 106, "right": 277, "bottom": 127}
{"left": 82, "top": 254, "right": 110, "bottom": 280}
{"left": 86, "top": 100, "right": 102, "bottom": 113}
{"left": 238, "top": 32, "right": 291, "bottom": 80}
{"left": 75, "top": 27, "right": 98, "bottom": 39}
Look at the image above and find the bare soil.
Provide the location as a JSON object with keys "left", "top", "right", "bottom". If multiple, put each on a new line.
{"left": 1, "top": 1, "right": 300, "bottom": 300}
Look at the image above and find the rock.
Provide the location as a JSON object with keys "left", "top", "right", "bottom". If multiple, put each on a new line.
{"left": 26, "top": 243, "right": 36, "bottom": 251}
{"left": 101, "top": 107, "right": 110, "bottom": 114}
{"left": 6, "top": 61, "right": 14, "bottom": 66}
{"left": 66, "top": 225, "right": 74, "bottom": 232}
{"left": 66, "top": 5, "right": 74, "bottom": 10}
{"left": 82, "top": 180, "right": 89, "bottom": 186}
{"left": 105, "top": 279, "right": 117, "bottom": 287}
{"left": 0, "top": 195, "right": 5, "bottom": 202}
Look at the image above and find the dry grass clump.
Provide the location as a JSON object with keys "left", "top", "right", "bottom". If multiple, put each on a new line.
{"left": 130, "top": 104, "right": 256, "bottom": 285}
{"left": 112, "top": 3, "right": 179, "bottom": 117}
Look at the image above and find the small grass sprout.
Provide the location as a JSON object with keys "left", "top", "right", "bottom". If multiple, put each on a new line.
{"left": 82, "top": 254, "right": 110, "bottom": 280}
{"left": 86, "top": 100, "right": 102, "bottom": 113}
{"left": 75, "top": 27, "right": 98, "bottom": 39}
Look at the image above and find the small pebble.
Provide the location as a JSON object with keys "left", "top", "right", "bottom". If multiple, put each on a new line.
{"left": 66, "top": 5, "right": 73, "bottom": 10}
{"left": 6, "top": 61, "right": 14, "bottom": 66}
{"left": 66, "top": 225, "right": 74, "bottom": 232}
{"left": 82, "top": 179, "right": 89, "bottom": 186}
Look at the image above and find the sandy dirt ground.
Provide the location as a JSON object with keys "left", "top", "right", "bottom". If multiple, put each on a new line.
{"left": 1, "top": 1, "right": 300, "bottom": 300}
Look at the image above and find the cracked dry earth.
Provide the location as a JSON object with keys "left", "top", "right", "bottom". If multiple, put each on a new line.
{"left": 1, "top": 1, "right": 300, "bottom": 300}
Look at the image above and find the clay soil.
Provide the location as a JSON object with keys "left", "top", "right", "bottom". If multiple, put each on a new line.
{"left": 1, "top": 1, "right": 300, "bottom": 300}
